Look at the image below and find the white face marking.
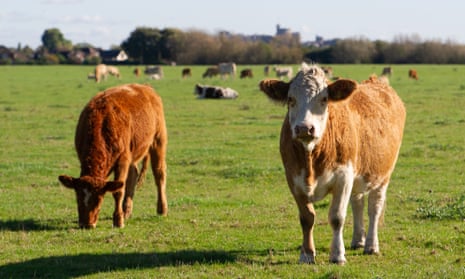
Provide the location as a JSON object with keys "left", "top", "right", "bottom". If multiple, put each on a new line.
{"left": 83, "top": 188, "right": 91, "bottom": 208}
{"left": 287, "top": 65, "right": 329, "bottom": 150}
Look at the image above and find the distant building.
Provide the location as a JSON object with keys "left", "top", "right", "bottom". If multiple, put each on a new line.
{"left": 99, "top": 49, "right": 128, "bottom": 63}
{"left": 275, "top": 24, "right": 301, "bottom": 42}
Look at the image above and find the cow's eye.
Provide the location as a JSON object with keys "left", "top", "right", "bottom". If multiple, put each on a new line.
{"left": 321, "top": 96, "right": 328, "bottom": 104}
{"left": 287, "top": 97, "right": 296, "bottom": 107}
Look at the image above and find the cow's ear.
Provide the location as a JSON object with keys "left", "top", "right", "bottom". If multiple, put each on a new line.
{"left": 259, "top": 79, "right": 289, "bottom": 104}
{"left": 58, "top": 175, "right": 76, "bottom": 189}
{"left": 102, "top": 181, "right": 124, "bottom": 193}
{"left": 327, "top": 79, "right": 357, "bottom": 101}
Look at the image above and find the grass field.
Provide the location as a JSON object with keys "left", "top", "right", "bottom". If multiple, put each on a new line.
{"left": 0, "top": 64, "right": 465, "bottom": 278}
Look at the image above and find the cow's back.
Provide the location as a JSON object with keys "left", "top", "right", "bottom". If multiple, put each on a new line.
{"left": 75, "top": 84, "right": 165, "bottom": 173}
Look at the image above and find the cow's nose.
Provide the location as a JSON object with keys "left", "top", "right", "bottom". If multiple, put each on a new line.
{"left": 294, "top": 125, "right": 315, "bottom": 138}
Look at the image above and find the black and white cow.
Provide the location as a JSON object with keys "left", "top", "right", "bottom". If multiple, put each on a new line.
{"left": 194, "top": 84, "right": 239, "bottom": 99}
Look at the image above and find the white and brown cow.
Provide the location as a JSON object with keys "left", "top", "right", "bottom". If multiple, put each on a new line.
{"left": 274, "top": 66, "right": 293, "bottom": 80}
{"left": 58, "top": 84, "right": 168, "bottom": 229}
{"left": 259, "top": 63, "right": 405, "bottom": 264}
{"left": 218, "top": 62, "right": 237, "bottom": 79}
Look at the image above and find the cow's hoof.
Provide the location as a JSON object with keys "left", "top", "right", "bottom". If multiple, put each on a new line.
{"left": 364, "top": 248, "right": 380, "bottom": 255}
{"left": 299, "top": 252, "right": 316, "bottom": 264}
{"left": 157, "top": 205, "right": 168, "bottom": 216}
{"left": 330, "top": 256, "right": 347, "bottom": 265}
{"left": 351, "top": 242, "right": 365, "bottom": 250}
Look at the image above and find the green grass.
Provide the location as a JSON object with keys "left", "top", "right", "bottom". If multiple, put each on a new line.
{"left": 1, "top": 64, "right": 465, "bottom": 278}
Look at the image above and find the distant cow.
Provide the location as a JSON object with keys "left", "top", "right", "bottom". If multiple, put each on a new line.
{"left": 218, "top": 62, "right": 237, "bottom": 79}
{"left": 274, "top": 66, "right": 293, "bottom": 79}
{"left": 240, "top": 69, "right": 253, "bottom": 79}
{"left": 202, "top": 67, "right": 219, "bottom": 78}
{"left": 381, "top": 66, "right": 392, "bottom": 76}
{"left": 94, "top": 64, "right": 108, "bottom": 83}
{"left": 259, "top": 63, "right": 405, "bottom": 264}
{"left": 106, "top": 66, "right": 121, "bottom": 79}
{"left": 145, "top": 66, "right": 164, "bottom": 79}
{"left": 408, "top": 69, "right": 419, "bottom": 80}
{"left": 94, "top": 64, "right": 120, "bottom": 82}
{"left": 194, "top": 84, "right": 239, "bottom": 99}
{"left": 264, "top": 65, "right": 270, "bottom": 77}
{"left": 58, "top": 84, "right": 168, "bottom": 229}
{"left": 133, "top": 67, "right": 141, "bottom": 77}
{"left": 182, "top": 68, "right": 192, "bottom": 78}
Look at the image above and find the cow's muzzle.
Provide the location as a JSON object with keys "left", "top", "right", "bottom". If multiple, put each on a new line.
{"left": 294, "top": 125, "right": 316, "bottom": 141}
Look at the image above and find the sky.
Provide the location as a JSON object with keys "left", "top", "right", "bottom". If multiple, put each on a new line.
{"left": 1, "top": 0, "right": 465, "bottom": 49}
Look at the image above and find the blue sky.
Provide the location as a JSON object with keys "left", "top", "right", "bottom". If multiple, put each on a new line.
{"left": 1, "top": 0, "right": 464, "bottom": 49}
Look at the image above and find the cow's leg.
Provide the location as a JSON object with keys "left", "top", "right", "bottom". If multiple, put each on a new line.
{"left": 365, "top": 183, "right": 388, "bottom": 255}
{"left": 350, "top": 193, "right": 366, "bottom": 249}
{"left": 149, "top": 144, "right": 167, "bottom": 216}
{"left": 290, "top": 191, "right": 316, "bottom": 264}
{"left": 123, "top": 164, "right": 138, "bottom": 219}
{"left": 328, "top": 174, "right": 354, "bottom": 265}
{"left": 112, "top": 157, "right": 130, "bottom": 228}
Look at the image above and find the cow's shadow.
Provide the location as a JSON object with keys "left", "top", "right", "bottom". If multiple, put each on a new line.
{"left": 0, "top": 250, "right": 241, "bottom": 278}
{"left": 0, "top": 218, "right": 63, "bottom": 231}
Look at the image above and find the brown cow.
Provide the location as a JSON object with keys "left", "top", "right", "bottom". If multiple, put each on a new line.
{"left": 182, "top": 68, "right": 192, "bottom": 78}
{"left": 58, "top": 84, "right": 168, "bottom": 229}
{"left": 202, "top": 67, "right": 219, "bottom": 78}
{"left": 259, "top": 63, "right": 405, "bottom": 264}
{"left": 408, "top": 69, "right": 419, "bottom": 80}
{"left": 134, "top": 67, "right": 141, "bottom": 77}
{"left": 381, "top": 66, "right": 392, "bottom": 76}
{"left": 240, "top": 69, "right": 253, "bottom": 79}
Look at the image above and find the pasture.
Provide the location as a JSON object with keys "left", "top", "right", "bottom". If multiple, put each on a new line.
{"left": 0, "top": 64, "right": 464, "bottom": 278}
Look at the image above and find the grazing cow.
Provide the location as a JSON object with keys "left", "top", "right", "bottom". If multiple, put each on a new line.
{"left": 240, "top": 69, "right": 253, "bottom": 79}
{"left": 194, "top": 84, "right": 239, "bottom": 99}
{"left": 106, "top": 66, "right": 121, "bottom": 79}
{"left": 202, "top": 67, "right": 219, "bottom": 78}
{"left": 218, "top": 62, "right": 237, "bottom": 79}
{"left": 182, "top": 68, "right": 192, "bottom": 78}
{"left": 259, "top": 63, "right": 405, "bottom": 264}
{"left": 264, "top": 65, "right": 270, "bottom": 77}
{"left": 144, "top": 66, "right": 164, "bottom": 79}
{"left": 94, "top": 64, "right": 120, "bottom": 82}
{"left": 58, "top": 84, "right": 168, "bottom": 229}
{"left": 408, "top": 69, "right": 419, "bottom": 80}
{"left": 134, "top": 67, "right": 141, "bottom": 77}
{"left": 381, "top": 66, "right": 392, "bottom": 76}
{"left": 94, "top": 64, "right": 108, "bottom": 83}
{"left": 274, "top": 66, "right": 293, "bottom": 80}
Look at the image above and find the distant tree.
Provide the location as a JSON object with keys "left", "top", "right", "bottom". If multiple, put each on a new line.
{"left": 331, "top": 37, "right": 375, "bottom": 63}
{"left": 121, "top": 27, "right": 163, "bottom": 64}
{"left": 158, "top": 28, "right": 184, "bottom": 63}
{"left": 41, "top": 28, "right": 72, "bottom": 53}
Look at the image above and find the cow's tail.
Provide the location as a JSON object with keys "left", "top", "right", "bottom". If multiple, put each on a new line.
{"left": 136, "top": 154, "right": 150, "bottom": 188}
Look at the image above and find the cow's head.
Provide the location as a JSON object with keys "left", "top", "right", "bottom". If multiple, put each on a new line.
{"left": 259, "top": 63, "right": 357, "bottom": 151}
{"left": 58, "top": 175, "right": 123, "bottom": 229}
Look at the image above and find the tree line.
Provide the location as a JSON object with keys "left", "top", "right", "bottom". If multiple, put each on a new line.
{"left": 306, "top": 35, "right": 465, "bottom": 64}
{"left": 2, "top": 28, "right": 465, "bottom": 65}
